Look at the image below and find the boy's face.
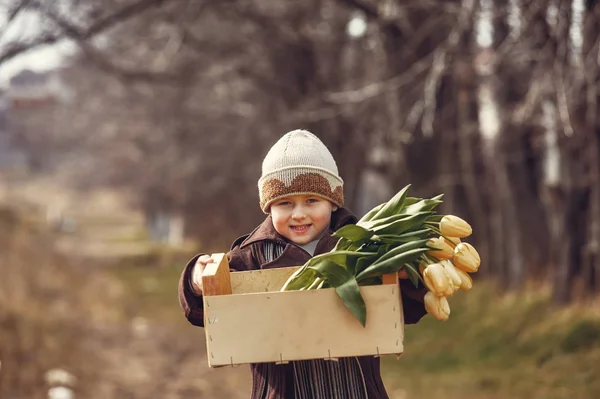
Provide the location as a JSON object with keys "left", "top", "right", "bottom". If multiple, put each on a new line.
{"left": 270, "top": 194, "right": 338, "bottom": 245}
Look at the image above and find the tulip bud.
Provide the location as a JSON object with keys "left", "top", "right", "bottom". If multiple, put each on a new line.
{"left": 423, "top": 263, "right": 452, "bottom": 297}
{"left": 441, "top": 260, "right": 462, "bottom": 293}
{"left": 426, "top": 236, "right": 454, "bottom": 260}
{"left": 454, "top": 268, "right": 473, "bottom": 291}
{"left": 454, "top": 242, "right": 481, "bottom": 273}
{"left": 444, "top": 236, "right": 461, "bottom": 248}
{"left": 424, "top": 291, "right": 451, "bottom": 321}
{"left": 440, "top": 215, "right": 472, "bottom": 238}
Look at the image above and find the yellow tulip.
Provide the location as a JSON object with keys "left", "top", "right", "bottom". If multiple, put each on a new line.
{"left": 455, "top": 267, "right": 473, "bottom": 291}
{"left": 423, "top": 263, "right": 453, "bottom": 297}
{"left": 444, "top": 236, "right": 461, "bottom": 248}
{"left": 424, "top": 291, "right": 451, "bottom": 321}
{"left": 440, "top": 215, "right": 472, "bottom": 238}
{"left": 426, "top": 236, "right": 454, "bottom": 260}
{"left": 418, "top": 261, "right": 428, "bottom": 274}
{"left": 453, "top": 242, "right": 481, "bottom": 273}
{"left": 441, "top": 260, "right": 462, "bottom": 293}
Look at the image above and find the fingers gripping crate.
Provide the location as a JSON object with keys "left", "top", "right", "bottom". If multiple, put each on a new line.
{"left": 201, "top": 253, "right": 405, "bottom": 367}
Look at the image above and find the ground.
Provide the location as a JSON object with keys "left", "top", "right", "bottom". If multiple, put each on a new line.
{"left": 3, "top": 175, "right": 600, "bottom": 398}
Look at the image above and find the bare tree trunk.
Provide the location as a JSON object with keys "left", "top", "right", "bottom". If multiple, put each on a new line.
{"left": 582, "top": 132, "right": 600, "bottom": 295}
{"left": 552, "top": 183, "right": 589, "bottom": 303}
{"left": 455, "top": 63, "right": 491, "bottom": 277}
{"left": 476, "top": 76, "right": 508, "bottom": 285}
{"left": 580, "top": 0, "right": 600, "bottom": 296}
{"left": 549, "top": 0, "right": 589, "bottom": 304}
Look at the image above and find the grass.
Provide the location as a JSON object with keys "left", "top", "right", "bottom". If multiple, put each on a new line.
{"left": 105, "top": 248, "right": 196, "bottom": 325}
{"left": 382, "top": 283, "right": 600, "bottom": 399}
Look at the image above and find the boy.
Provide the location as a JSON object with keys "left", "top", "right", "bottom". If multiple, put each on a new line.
{"left": 178, "top": 129, "right": 427, "bottom": 398}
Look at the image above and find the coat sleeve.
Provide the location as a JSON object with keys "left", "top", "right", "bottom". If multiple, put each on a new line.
{"left": 178, "top": 241, "right": 257, "bottom": 327}
{"left": 178, "top": 254, "right": 206, "bottom": 327}
{"left": 399, "top": 280, "right": 428, "bottom": 324}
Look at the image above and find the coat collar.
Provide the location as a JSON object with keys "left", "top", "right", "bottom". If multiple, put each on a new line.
{"left": 239, "top": 207, "right": 357, "bottom": 249}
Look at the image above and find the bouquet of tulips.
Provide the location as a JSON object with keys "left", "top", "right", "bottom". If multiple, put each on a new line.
{"left": 280, "top": 184, "right": 481, "bottom": 326}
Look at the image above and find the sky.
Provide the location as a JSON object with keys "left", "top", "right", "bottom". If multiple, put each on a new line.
{"left": 0, "top": 43, "right": 71, "bottom": 86}
{"left": 0, "top": 8, "right": 72, "bottom": 88}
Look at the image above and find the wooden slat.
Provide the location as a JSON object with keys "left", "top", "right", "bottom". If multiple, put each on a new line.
{"left": 381, "top": 272, "right": 398, "bottom": 285}
{"left": 230, "top": 266, "right": 300, "bottom": 294}
{"left": 204, "top": 284, "right": 404, "bottom": 367}
{"left": 201, "top": 253, "right": 232, "bottom": 296}
{"left": 231, "top": 269, "right": 398, "bottom": 294}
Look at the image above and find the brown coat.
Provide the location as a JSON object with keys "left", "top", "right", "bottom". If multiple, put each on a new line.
{"left": 178, "top": 208, "right": 428, "bottom": 398}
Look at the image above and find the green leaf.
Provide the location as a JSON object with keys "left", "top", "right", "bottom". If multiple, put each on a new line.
{"left": 400, "top": 197, "right": 444, "bottom": 215}
{"left": 403, "top": 263, "right": 422, "bottom": 288}
{"left": 346, "top": 255, "right": 358, "bottom": 276}
{"left": 281, "top": 265, "right": 318, "bottom": 291}
{"left": 370, "top": 184, "right": 411, "bottom": 221}
{"left": 307, "top": 251, "right": 377, "bottom": 269}
{"left": 358, "top": 213, "right": 413, "bottom": 230}
{"left": 374, "top": 212, "right": 432, "bottom": 235}
{"left": 394, "top": 228, "right": 432, "bottom": 238}
{"left": 375, "top": 239, "right": 429, "bottom": 265}
{"left": 333, "top": 237, "right": 353, "bottom": 251}
{"left": 309, "top": 260, "right": 367, "bottom": 327}
{"left": 427, "top": 214, "right": 444, "bottom": 223}
{"left": 332, "top": 224, "right": 375, "bottom": 247}
{"left": 354, "top": 256, "right": 370, "bottom": 276}
{"left": 356, "top": 248, "right": 430, "bottom": 282}
{"left": 376, "top": 243, "right": 391, "bottom": 258}
{"left": 357, "top": 202, "right": 386, "bottom": 223}
{"left": 359, "top": 241, "right": 382, "bottom": 253}
{"left": 402, "top": 196, "right": 423, "bottom": 207}
{"left": 375, "top": 228, "right": 432, "bottom": 244}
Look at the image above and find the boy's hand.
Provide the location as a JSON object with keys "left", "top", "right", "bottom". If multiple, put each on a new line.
{"left": 191, "top": 255, "right": 213, "bottom": 295}
{"left": 398, "top": 269, "right": 409, "bottom": 280}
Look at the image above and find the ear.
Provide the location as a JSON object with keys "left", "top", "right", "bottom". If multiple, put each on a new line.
{"left": 332, "top": 204, "right": 339, "bottom": 212}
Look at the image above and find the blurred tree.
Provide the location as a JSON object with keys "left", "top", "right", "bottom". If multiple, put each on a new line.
{"left": 4, "top": 0, "right": 600, "bottom": 298}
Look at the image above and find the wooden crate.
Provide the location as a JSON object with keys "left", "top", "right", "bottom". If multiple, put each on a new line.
{"left": 201, "top": 253, "right": 404, "bottom": 367}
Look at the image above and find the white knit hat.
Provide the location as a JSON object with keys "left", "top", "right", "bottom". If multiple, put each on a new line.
{"left": 258, "top": 129, "right": 344, "bottom": 213}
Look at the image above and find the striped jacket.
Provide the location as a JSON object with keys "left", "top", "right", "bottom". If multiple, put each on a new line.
{"left": 179, "top": 208, "right": 428, "bottom": 398}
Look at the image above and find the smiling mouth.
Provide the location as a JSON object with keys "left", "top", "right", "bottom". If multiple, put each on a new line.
{"left": 290, "top": 224, "right": 311, "bottom": 233}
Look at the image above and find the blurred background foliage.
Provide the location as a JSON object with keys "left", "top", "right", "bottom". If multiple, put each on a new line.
{"left": 1, "top": 0, "right": 600, "bottom": 397}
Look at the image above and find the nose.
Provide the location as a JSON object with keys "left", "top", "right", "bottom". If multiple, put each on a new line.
{"left": 291, "top": 206, "right": 307, "bottom": 220}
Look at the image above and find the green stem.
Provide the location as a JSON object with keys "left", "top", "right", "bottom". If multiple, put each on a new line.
{"left": 426, "top": 224, "right": 443, "bottom": 236}
{"left": 425, "top": 224, "right": 460, "bottom": 248}
{"left": 307, "top": 277, "right": 323, "bottom": 290}
{"left": 421, "top": 253, "right": 437, "bottom": 265}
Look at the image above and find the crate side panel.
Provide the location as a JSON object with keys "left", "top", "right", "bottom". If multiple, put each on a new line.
{"left": 204, "top": 285, "right": 403, "bottom": 366}
{"left": 230, "top": 266, "right": 301, "bottom": 294}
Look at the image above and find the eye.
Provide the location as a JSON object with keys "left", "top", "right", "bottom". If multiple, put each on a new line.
{"left": 276, "top": 201, "right": 291, "bottom": 207}
{"left": 307, "top": 198, "right": 320, "bottom": 204}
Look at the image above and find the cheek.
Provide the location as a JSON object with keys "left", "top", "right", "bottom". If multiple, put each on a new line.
{"left": 271, "top": 210, "right": 289, "bottom": 228}
{"left": 313, "top": 208, "right": 332, "bottom": 224}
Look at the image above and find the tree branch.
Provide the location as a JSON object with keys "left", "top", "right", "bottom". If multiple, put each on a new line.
{"left": 76, "top": 41, "right": 182, "bottom": 83}
{"left": 0, "top": 33, "right": 62, "bottom": 65}
{"left": 324, "top": 53, "right": 433, "bottom": 104}
{"left": 336, "top": 0, "right": 379, "bottom": 18}
{"left": 0, "top": 0, "right": 168, "bottom": 67}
